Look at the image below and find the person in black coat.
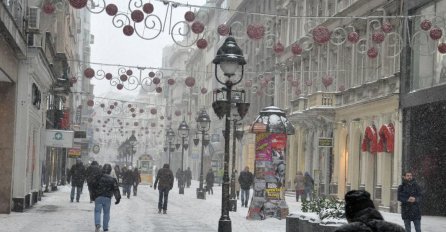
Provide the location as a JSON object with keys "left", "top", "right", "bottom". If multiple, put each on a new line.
{"left": 91, "top": 164, "right": 121, "bottom": 232}
{"left": 86, "top": 161, "right": 102, "bottom": 203}
{"left": 398, "top": 171, "right": 422, "bottom": 232}
{"left": 238, "top": 166, "right": 254, "bottom": 207}
{"left": 132, "top": 167, "right": 141, "bottom": 196}
{"left": 205, "top": 169, "right": 215, "bottom": 195}
{"left": 154, "top": 164, "right": 174, "bottom": 214}
{"left": 185, "top": 167, "right": 192, "bottom": 188}
{"left": 121, "top": 166, "right": 134, "bottom": 199}
{"left": 68, "top": 158, "right": 86, "bottom": 202}
{"left": 335, "top": 190, "right": 405, "bottom": 232}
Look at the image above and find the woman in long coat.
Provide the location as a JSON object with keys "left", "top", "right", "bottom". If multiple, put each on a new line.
{"left": 294, "top": 171, "right": 305, "bottom": 202}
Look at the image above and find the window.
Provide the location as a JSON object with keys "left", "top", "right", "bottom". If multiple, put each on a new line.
{"left": 411, "top": 0, "right": 446, "bottom": 91}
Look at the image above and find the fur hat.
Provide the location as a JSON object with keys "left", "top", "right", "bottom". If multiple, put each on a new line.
{"left": 344, "top": 190, "right": 375, "bottom": 220}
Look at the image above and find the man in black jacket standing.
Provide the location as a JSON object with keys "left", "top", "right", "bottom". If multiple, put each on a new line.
{"left": 68, "top": 158, "right": 85, "bottom": 202}
{"left": 154, "top": 163, "right": 174, "bottom": 214}
{"left": 238, "top": 166, "right": 254, "bottom": 207}
{"left": 91, "top": 163, "right": 121, "bottom": 232}
{"left": 398, "top": 171, "right": 422, "bottom": 232}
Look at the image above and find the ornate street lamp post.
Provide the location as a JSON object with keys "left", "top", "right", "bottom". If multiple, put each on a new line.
{"left": 128, "top": 131, "right": 137, "bottom": 167}
{"left": 195, "top": 109, "right": 211, "bottom": 199}
{"left": 166, "top": 127, "right": 176, "bottom": 165}
{"left": 212, "top": 35, "right": 249, "bottom": 232}
{"left": 229, "top": 121, "right": 244, "bottom": 212}
{"left": 177, "top": 119, "right": 190, "bottom": 194}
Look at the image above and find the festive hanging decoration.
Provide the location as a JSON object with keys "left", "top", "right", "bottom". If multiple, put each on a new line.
{"left": 117, "top": 83, "right": 124, "bottom": 90}
{"left": 347, "top": 31, "right": 360, "bottom": 43}
{"left": 143, "top": 3, "right": 154, "bottom": 14}
{"left": 84, "top": 68, "right": 95, "bottom": 78}
{"left": 312, "top": 26, "right": 331, "bottom": 44}
{"left": 167, "top": 78, "right": 175, "bottom": 85}
{"left": 367, "top": 47, "right": 379, "bottom": 59}
{"left": 155, "top": 86, "right": 162, "bottom": 93}
{"left": 273, "top": 42, "right": 285, "bottom": 55}
{"left": 191, "top": 21, "right": 205, "bottom": 34}
{"left": 381, "top": 22, "right": 393, "bottom": 33}
{"left": 196, "top": 38, "right": 208, "bottom": 49}
{"left": 322, "top": 75, "right": 334, "bottom": 89}
{"left": 438, "top": 43, "right": 446, "bottom": 54}
{"left": 200, "top": 87, "right": 208, "bottom": 94}
{"left": 87, "top": 100, "right": 94, "bottom": 107}
{"left": 185, "top": 76, "right": 195, "bottom": 87}
{"left": 150, "top": 108, "right": 157, "bottom": 114}
{"left": 68, "top": 0, "right": 88, "bottom": 9}
{"left": 372, "top": 31, "right": 385, "bottom": 44}
{"left": 184, "top": 11, "right": 195, "bottom": 22}
{"left": 123, "top": 25, "right": 135, "bottom": 36}
{"left": 420, "top": 19, "right": 432, "bottom": 31}
{"left": 291, "top": 43, "right": 303, "bottom": 55}
{"left": 105, "top": 4, "right": 118, "bottom": 16}
{"left": 105, "top": 73, "right": 113, "bottom": 80}
{"left": 430, "top": 27, "right": 443, "bottom": 40}
{"left": 377, "top": 123, "right": 395, "bottom": 153}
{"left": 120, "top": 74, "right": 128, "bottom": 82}
{"left": 247, "top": 24, "right": 265, "bottom": 40}
{"left": 42, "top": 2, "right": 55, "bottom": 14}
{"left": 217, "top": 24, "right": 230, "bottom": 36}
{"left": 362, "top": 125, "right": 378, "bottom": 154}
{"left": 131, "top": 10, "right": 145, "bottom": 23}
{"left": 152, "top": 77, "right": 160, "bottom": 85}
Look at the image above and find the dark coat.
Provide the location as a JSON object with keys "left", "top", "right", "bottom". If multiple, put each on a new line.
{"left": 154, "top": 166, "right": 174, "bottom": 190}
{"left": 69, "top": 163, "right": 85, "bottom": 187}
{"left": 185, "top": 169, "right": 192, "bottom": 181}
{"left": 206, "top": 171, "right": 215, "bottom": 187}
{"left": 334, "top": 208, "right": 405, "bottom": 232}
{"left": 397, "top": 179, "right": 422, "bottom": 220}
{"left": 91, "top": 174, "right": 121, "bottom": 201}
{"left": 121, "top": 169, "right": 134, "bottom": 185}
{"left": 133, "top": 169, "right": 141, "bottom": 185}
{"left": 86, "top": 164, "right": 102, "bottom": 191}
{"left": 238, "top": 170, "right": 254, "bottom": 190}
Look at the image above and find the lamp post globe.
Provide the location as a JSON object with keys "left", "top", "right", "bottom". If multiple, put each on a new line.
{"left": 177, "top": 119, "right": 189, "bottom": 194}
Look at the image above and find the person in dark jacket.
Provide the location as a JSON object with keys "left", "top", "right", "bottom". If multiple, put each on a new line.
{"left": 304, "top": 172, "right": 314, "bottom": 201}
{"left": 68, "top": 158, "right": 85, "bottom": 202}
{"left": 132, "top": 167, "right": 141, "bottom": 196}
{"left": 175, "top": 168, "right": 184, "bottom": 188}
{"left": 205, "top": 169, "right": 215, "bottom": 195}
{"left": 185, "top": 167, "right": 192, "bottom": 188}
{"left": 238, "top": 166, "right": 254, "bottom": 207}
{"left": 121, "top": 166, "right": 134, "bottom": 199}
{"left": 86, "top": 161, "right": 102, "bottom": 203}
{"left": 154, "top": 163, "right": 174, "bottom": 214}
{"left": 114, "top": 165, "right": 121, "bottom": 184}
{"left": 91, "top": 163, "right": 121, "bottom": 232}
{"left": 398, "top": 171, "right": 422, "bottom": 232}
{"left": 335, "top": 190, "right": 405, "bottom": 232}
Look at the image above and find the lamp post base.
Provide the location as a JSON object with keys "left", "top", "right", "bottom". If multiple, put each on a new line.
{"left": 218, "top": 217, "right": 231, "bottom": 232}
{"left": 229, "top": 198, "right": 237, "bottom": 212}
{"left": 196, "top": 188, "right": 206, "bottom": 199}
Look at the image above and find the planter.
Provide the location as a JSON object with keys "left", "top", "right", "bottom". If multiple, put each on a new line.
{"left": 286, "top": 216, "right": 341, "bottom": 232}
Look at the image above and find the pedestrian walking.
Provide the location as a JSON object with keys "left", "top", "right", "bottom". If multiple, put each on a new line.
{"left": 205, "top": 169, "right": 215, "bottom": 195}
{"left": 68, "top": 158, "right": 85, "bottom": 203}
{"left": 304, "top": 171, "right": 314, "bottom": 201}
{"left": 294, "top": 171, "right": 305, "bottom": 202}
{"left": 86, "top": 161, "right": 102, "bottom": 203}
{"left": 185, "top": 167, "right": 192, "bottom": 188}
{"left": 234, "top": 170, "right": 240, "bottom": 199}
{"left": 335, "top": 190, "right": 404, "bottom": 232}
{"left": 91, "top": 163, "right": 121, "bottom": 232}
{"left": 154, "top": 163, "right": 174, "bottom": 214}
{"left": 114, "top": 165, "right": 121, "bottom": 184}
{"left": 132, "top": 167, "right": 141, "bottom": 196}
{"left": 175, "top": 168, "right": 183, "bottom": 188}
{"left": 398, "top": 171, "right": 422, "bottom": 232}
{"left": 238, "top": 166, "right": 254, "bottom": 207}
{"left": 121, "top": 166, "right": 134, "bottom": 199}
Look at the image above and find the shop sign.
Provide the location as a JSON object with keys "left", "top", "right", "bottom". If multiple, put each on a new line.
{"left": 46, "top": 130, "right": 74, "bottom": 148}
{"left": 318, "top": 137, "right": 333, "bottom": 147}
{"left": 68, "top": 147, "right": 81, "bottom": 158}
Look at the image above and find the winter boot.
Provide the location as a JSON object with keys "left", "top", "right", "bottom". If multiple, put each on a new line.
{"left": 95, "top": 224, "right": 101, "bottom": 232}
{"left": 158, "top": 209, "right": 162, "bottom": 214}
{"left": 163, "top": 209, "right": 167, "bottom": 214}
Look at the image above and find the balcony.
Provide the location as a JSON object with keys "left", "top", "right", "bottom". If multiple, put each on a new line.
{"left": 291, "top": 92, "right": 336, "bottom": 113}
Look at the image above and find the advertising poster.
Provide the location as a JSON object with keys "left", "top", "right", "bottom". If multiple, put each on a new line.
{"left": 247, "top": 132, "right": 288, "bottom": 220}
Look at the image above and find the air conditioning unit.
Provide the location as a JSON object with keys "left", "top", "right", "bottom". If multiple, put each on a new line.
{"left": 27, "top": 33, "right": 42, "bottom": 47}
{"left": 28, "top": 7, "right": 40, "bottom": 31}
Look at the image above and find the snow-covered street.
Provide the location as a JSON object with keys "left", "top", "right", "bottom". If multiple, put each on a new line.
{"left": 0, "top": 181, "right": 444, "bottom": 232}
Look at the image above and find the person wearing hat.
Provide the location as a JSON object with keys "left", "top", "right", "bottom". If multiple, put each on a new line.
{"left": 68, "top": 158, "right": 86, "bottom": 202}
{"left": 335, "top": 190, "right": 405, "bottom": 232}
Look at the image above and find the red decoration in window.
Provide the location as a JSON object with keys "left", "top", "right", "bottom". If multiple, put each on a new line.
{"left": 362, "top": 125, "right": 378, "bottom": 154}
{"left": 377, "top": 123, "right": 395, "bottom": 153}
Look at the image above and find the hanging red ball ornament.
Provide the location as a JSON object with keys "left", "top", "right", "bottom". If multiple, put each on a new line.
{"left": 247, "top": 24, "right": 265, "bottom": 40}
{"left": 305, "top": 79, "right": 313, "bottom": 86}
{"left": 110, "top": 105, "right": 115, "bottom": 110}
{"left": 131, "top": 10, "right": 144, "bottom": 23}
{"left": 120, "top": 74, "right": 128, "bottom": 82}
{"left": 273, "top": 42, "right": 285, "bottom": 55}
{"left": 312, "top": 26, "right": 331, "bottom": 44}
{"left": 155, "top": 86, "right": 162, "bottom": 93}
{"left": 167, "top": 116, "right": 172, "bottom": 120}
{"left": 184, "top": 11, "right": 195, "bottom": 22}
{"left": 117, "top": 83, "right": 124, "bottom": 90}
{"left": 123, "top": 25, "right": 134, "bottom": 36}
{"left": 322, "top": 75, "right": 334, "bottom": 89}
{"left": 126, "top": 70, "right": 133, "bottom": 76}
{"left": 291, "top": 80, "right": 300, "bottom": 87}
{"left": 338, "top": 85, "right": 346, "bottom": 92}
{"left": 139, "top": 109, "right": 144, "bottom": 113}
{"left": 201, "top": 88, "right": 208, "bottom": 94}
{"left": 430, "top": 27, "right": 443, "bottom": 40}
{"left": 420, "top": 19, "right": 432, "bottom": 31}
{"left": 130, "top": 108, "right": 135, "bottom": 112}
{"left": 105, "top": 73, "right": 113, "bottom": 80}
{"left": 372, "top": 31, "right": 385, "bottom": 44}
{"left": 42, "top": 3, "right": 55, "bottom": 14}
{"left": 151, "top": 123, "right": 156, "bottom": 127}
{"left": 438, "top": 43, "right": 446, "bottom": 54}
{"left": 134, "top": 122, "right": 139, "bottom": 126}
{"left": 87, "top": 100, "right": 94, "bottom": 107}
{"left": 260, "top": 79, "right": 268, "bottom": 88}
{"left": 100, "top": 103, "right": 105, "bottom": 108}
{"left": 150, "top": 108, "right": 157, "bottom": 115}
{"left": 294, "top": 89, "right": 302, "bottom": 96}
{"left": 192, "top": 21, "right": 205, "bottom": 34}
{"left": 84, "top": 68, "right": 95, "bottom": 79}
{"left": 68, "top": 0, "right": 88, "bottom": 9}
{"left": 105, "top": 4, "right": 118, "bottom": 16}
{"left": 152, "top": 77, "right": 160, "bottom": 85}
{"left": 347, "top": 31, "right": 360, "bottom": 43}
{"left": 88, "top": 118, "right": 93, "bottom": 123}
{"left": 367, "top": 47, "right": 379, "bottom": 58}
{"left": 175, "top": 110, "right": 181, "bottom": 116}
{"left": 185, "top": 77, "right": 196, "bottom": 87}
{"left": 132, "top": 113, "right": 136, "bottom": 118}
{"left": 107, "top": 110, "right": 112, "bottom": 115}
{"left": 113, "top": 102, "right": 118, "bottom": 106}
{"left": 382, "top": 22, "right": 393, "bottom": 33}
{"left": 291, "top": 43, "right": 303, "bottom": 55}
{"left": 128, "top": 104, "right": 132, "bottom": 108}
{"left": 256, "top": 90, "right": 263, "bottom": 96}
{"left": 167, "top": 78, "right": 175, "bottom": 85}
{"left": 143, "top": 3, "right": 154, "bottom": 14}
{"left": 217, "top": 24, "right": 230, "bottom": 36}
{"left": 197, "top": 38, "right": 208, "bottom": 49}
{"left": 149, "top": 71, "right": 156, "bottom": 77}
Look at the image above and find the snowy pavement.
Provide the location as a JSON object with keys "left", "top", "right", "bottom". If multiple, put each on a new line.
{"left": 0, "top": 181, "right": 444, "bottom": 232}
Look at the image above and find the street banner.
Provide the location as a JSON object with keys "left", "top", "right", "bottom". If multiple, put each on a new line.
{"left": 247, "top": 132, "right": 288, "bottom": 220}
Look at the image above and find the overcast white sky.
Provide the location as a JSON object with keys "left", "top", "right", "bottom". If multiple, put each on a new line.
{"left": 90, "top": 0, "right": 207, "bottom": 96}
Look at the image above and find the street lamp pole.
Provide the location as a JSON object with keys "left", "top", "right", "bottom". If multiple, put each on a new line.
{"left": 212, "top": 35, "right": 249, "bottom": 232}
{"left": 196, "top": 109, "right": 211, "bottom": 199}
{"left": 178, "top": 119, "right": 190, "bottom": 195}
{"left": 166, "top": 127, "right": 176, "bottom": 166}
